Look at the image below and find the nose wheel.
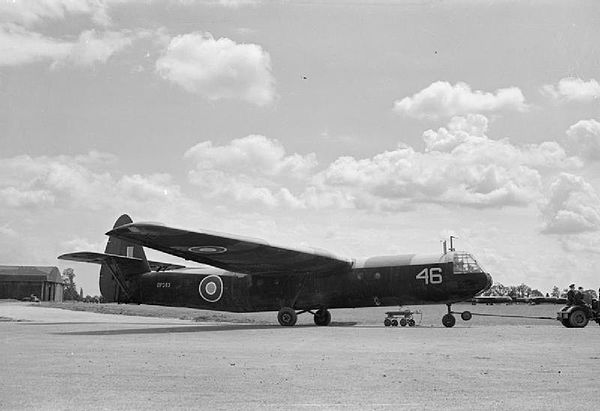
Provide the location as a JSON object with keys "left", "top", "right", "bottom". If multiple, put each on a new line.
{"left": 442, "top": 304, "right": 473, "bottom": 328}
{"left": 442, "top": 313, "right": 456, "bottom": 328}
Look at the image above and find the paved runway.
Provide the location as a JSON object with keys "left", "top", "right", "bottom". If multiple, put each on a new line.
{"left": 1, "top": 302, "right": 597, "bottom": 410}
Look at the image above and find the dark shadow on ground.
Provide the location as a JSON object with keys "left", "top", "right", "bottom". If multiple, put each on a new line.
{"left": 54, "top": 321, "right": 359, "bottom": 336}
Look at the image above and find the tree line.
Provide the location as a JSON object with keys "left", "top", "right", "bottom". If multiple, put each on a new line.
{"left": 485, "top": 282, "right": 598, "bottom": 300}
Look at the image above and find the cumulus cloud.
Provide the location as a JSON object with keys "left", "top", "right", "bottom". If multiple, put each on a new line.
{"left": 0, "top": 152, "right": 182, "bottom": 212}
{"left": 155, "top": 32, "right": 276, "bottom": 105}
{"left": 185, "top": 135, "right": 316, "bottom": 177}
{"left": 393, "top": 81, "right": 528, "bottom": 120}
{"left": 541, "top": 173, "right": 600, "bottom": 234}
{"left": 541, "top": 77, "right": 600, "bottom": 103}
{"left": 0, "top": 24, "right": 72, "bottom": 66}
{"left": 181, "top": 116, "right": 579, "bottom": 211}
{"left": 0, "top": 25, "right": 138, "bottom": 67}
{"left": 312, "top": 114, "right": 578, "bottom": 210}
{"left": 63, "top": 29, "right": 135, "bottom": 66}
{"left": 185, "top": 135, "right": 316, "bottom": 208}
{"left": 0, "top": 0, "right": 110, "bottom": 27}
{"left": 565, "top": 119, "right": 600, "bottom": 162}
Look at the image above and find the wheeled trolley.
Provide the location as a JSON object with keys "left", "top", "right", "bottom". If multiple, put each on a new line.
{"left": 384, "top": 309, "right": 422, "bottom": 327}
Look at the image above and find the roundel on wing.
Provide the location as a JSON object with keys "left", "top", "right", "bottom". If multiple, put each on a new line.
{"left": 198, "top": 275, "right": 223, "bottom": 303}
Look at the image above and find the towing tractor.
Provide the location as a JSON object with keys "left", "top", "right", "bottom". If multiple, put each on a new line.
{"left": 557, "top": 302, "right": 600, "bottom": 328}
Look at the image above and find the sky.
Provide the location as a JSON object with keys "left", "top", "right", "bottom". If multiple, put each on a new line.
{"left": 1, "top": 0, "right": 599, "bottom": 296}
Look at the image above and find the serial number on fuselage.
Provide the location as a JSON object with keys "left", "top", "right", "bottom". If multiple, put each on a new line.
{"left": 156, "top": 282, "right": 171, "bottom": 288}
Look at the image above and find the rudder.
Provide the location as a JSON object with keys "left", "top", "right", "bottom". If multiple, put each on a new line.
{"left": 100, "top": 214, "right": 150, "bottom": 302}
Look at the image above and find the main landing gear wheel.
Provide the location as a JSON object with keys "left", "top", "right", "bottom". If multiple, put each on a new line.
{"left": 569, "top": 308, "right": 589, "bottom": 328}
{"left": 461, "top": 311, "right": 472, "bottom": 321}
{"left": 278, "top": 307, "right": 298, "bottom": 326}
{"left": 313, "top": 308, "right": 332, "bottom": 326}
{"left": 442, "top": 313, "right": 456, "bottom": 328}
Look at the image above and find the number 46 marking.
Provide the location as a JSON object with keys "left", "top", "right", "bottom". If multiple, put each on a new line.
{"left": 416, "top": 267, "right": 443, "bottom": 285}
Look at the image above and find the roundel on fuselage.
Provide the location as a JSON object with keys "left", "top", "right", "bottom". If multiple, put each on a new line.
{"left": 198, "top": 275, "right": 223, "bottom": 303}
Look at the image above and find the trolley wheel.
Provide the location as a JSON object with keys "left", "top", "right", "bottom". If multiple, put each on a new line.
{"left": 461, "top": 311, "right": 472, "bottom": 321}
{"left": 384, "top": 318, "right": 392, "bottom": 327}
{"left": 391, "top": 319, "right": 398, "bottom": 327}
{"left": 399, "top": 318, "right": 407, "bottom": 327}
{"left": 408, "top": 319, "right": 416, "bottom": 327}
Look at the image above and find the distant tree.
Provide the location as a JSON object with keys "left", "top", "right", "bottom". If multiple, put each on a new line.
{"left": 515, "top": 283, "right": 532, "bottom": 298}
{"left": 486, "top": 282, "right": 508, "bottom": 296}
{"left": 530, "top": 289, "right": 544, "bottom": 297}
{"left": 584, "top": 289, "right": 598, "bottom": 300}
{"left": 62, "top": 268, "right": 80, "bottom": 301}
{"left": 550, "top": 286, "right": 561, "bottom": 298}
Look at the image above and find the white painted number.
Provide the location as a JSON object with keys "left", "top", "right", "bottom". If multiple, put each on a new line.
{"left": 416, "top": 267, "right": 443, "bottom": 285}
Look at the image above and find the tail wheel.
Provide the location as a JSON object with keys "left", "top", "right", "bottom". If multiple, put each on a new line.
{"left": 442, "top": 313, "right": 456, "bottom": 328}
{"left": 569, "top": 309, "right": 589, "bottom": 328}
{"left": 461, "top": 311, "right": 472, "bottom": 321}
{"left": 277, "top": 307, "right": 298, "bottom": 326}
{"left": 313, "top": 308, "right": 331, "bottom": 326}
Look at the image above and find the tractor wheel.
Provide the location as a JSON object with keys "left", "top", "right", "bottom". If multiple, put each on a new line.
{"left": 408, "top": 319, "right": 416, "bottom": 327}
{"left": 391, "top": 319, "right": 398, "bottom": 327}
{"left": 560, "top": 318, "right": 572, "bottom": 328}
{"left": 569, "top": 309, "right": 589, "bottom": 328}
{"left": 277, "top": 307, "right": 297, "bottom": 326}
{"left": 399, "top": 318, "right": 407, "bottom": 327}
{"left": 384, "top": 318, "right": 391, "bottom": 327}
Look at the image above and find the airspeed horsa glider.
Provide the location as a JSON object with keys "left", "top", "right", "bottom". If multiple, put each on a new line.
{"left": 59, "top": 214, "right": 493, "bottom": 327}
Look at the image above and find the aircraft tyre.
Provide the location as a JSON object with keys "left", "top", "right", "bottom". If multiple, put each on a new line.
{"left": 461, "top": 311, "right": 472, "bottom": 321}
{"left": 408, "top": 319, "right": 416, "bottom": 327}
{"left": 569, "top": 308, "right": 588, "bottom": 328}
{"left": 384, "top": 318, "right": 391, "bottom": 327}
{"left": 442, "top": 313, "right": 456, "bottom": 328}
{"left": 278, "top": 307, "right": 298, "bottom": 326}
{"left": 314, "top": 308, "right": 332, "bottom": 326}
{"left": 399, "top": 318, "right": 407, "bottom": 327}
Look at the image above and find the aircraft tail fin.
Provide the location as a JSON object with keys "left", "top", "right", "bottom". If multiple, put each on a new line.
{"left": 58, "top": 214, "right": 150, "bottom": 303}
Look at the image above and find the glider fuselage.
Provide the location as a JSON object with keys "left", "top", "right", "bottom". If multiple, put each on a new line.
{"left": 126, "top": 255, "right": 490, "bottom": 313}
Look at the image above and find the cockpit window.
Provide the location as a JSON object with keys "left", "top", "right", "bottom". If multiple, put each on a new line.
{"left": 453, "top": 252, "right": 484, "bottom": 274}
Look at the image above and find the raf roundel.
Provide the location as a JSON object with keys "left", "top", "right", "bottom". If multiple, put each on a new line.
{"left": 198, "top": 275, "right": 223, "bottom": 303}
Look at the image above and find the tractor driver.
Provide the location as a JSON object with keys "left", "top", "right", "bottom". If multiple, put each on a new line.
{"left": 566, "top": 284, "right": 576, "bottom": 306}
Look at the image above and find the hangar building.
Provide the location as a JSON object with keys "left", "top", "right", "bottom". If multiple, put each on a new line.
{"left": 0, "top": 266, "right": 64, "bottom": 302}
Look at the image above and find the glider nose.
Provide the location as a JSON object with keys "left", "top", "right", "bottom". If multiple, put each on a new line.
{"left": 484, "top": 272, "right": 493, "bottom": 291}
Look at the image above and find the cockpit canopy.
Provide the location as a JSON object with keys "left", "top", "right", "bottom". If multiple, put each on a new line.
{"left": 450, "top": 252, "right": 485, "bottom": 274}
